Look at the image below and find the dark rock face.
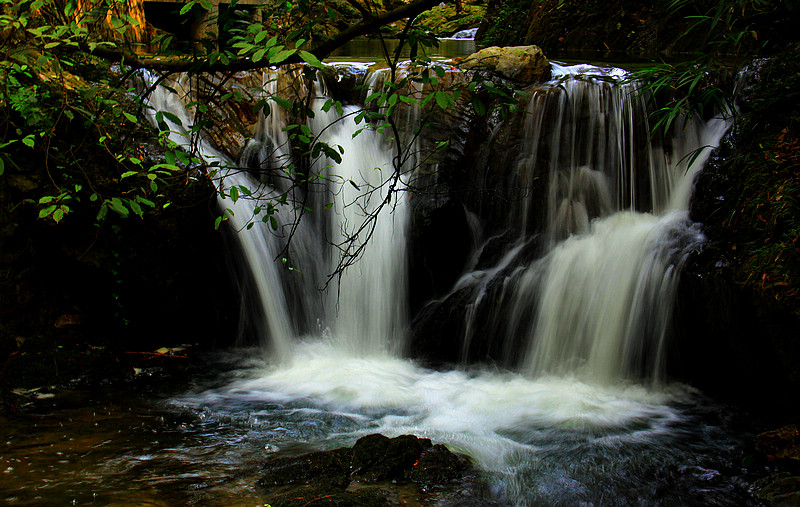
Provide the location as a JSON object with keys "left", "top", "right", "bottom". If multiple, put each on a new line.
{"left": 257, "top": 434, "right": 490, "bottom": 506}
{"left": 757, "top": 425, "right": 800, "bottom": 462}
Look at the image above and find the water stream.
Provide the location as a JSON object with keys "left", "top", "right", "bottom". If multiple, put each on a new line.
{"left": 1, "top": 60, "right": 755, "bottom": 505}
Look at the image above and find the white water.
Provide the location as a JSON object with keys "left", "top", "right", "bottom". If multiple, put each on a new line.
{"left": 142, "top": 63, "right": 735, "bottom": 505}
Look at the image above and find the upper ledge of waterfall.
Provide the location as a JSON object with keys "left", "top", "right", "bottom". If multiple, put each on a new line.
{"left": 455, "top": 45, "right": 551, "bottom": 85}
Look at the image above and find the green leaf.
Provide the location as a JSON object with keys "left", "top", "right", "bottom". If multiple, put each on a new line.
{"left": 273, "top": 96, "right": 292, "bottom": 109}
{"left": 129, "top": 200, "right": 144, "bottom": 218}
{"left": 96, "top": 203, "right": 108, "bottom": 221}
{"left": 299, "top": 50, "right": 323, "bottom": 69}
{"left": 252, "top": 48, "right": 267, "bottom": 62}
{"left": 123, "top": 112, "right": 137, "bottom": 123}
{"left": 38, "top": 195, "right": 55, "bottom": 204}
{"left": 230, "top": 185, "right": 239, "bottom": 203}
{"left": 39, "top": 205, "right": 56, "bottom": 218}
{"left": 214, "top": 216, "right": 224, "bottom": 230}
{"left": 136, "top": 197, "right": 156, "bottom": 208}
{"left": 435, "top": 91, "right": 450, "bottom": 110}
{"left": 109, "top": 197, "right": 129, "bottom": 218}
{"left": 349, "top": 180, "right": 360, "bottom": 191}
{"left": 121, "top": 171, "right": 138, "bottom": 179}
{"left": 52, "top": 207, "right": 65, "bottom": 223}
{"left": 472, "top": 95, "right": 486, "bottom": 116}
{"left": 269, "top": 49, "right": 296, "bottom": 64}
{"left": 179, "top": 0, "right": 196, "bottom": 15}
{"left": 0, "top": 157, "right": 4, "bottom": 176}
{"left": 269, "top": 215, "right": 278, "bottom": 230}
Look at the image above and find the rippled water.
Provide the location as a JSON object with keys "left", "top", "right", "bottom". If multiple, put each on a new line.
{"left": 1, "top": 347, "right": 757, "bottom": 505}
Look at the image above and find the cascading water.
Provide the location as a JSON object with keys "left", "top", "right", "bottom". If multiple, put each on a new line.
{"left": 139, "top": 62, "right": 744, "bottom": 505}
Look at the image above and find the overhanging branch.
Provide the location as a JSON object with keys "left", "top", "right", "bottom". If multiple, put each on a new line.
{"left": 90, "top": 0, "right": 442, "bottom": 73}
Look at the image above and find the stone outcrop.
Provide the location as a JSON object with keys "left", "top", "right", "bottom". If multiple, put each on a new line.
{"left": 257, "top": 434, "right": 495, "bottom": 506}
{"left": 457, "top": 45, "right": 550, "bottom": 84}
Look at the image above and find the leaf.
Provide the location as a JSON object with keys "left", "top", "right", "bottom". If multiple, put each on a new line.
{"left": 269, "top": 215, "right": 278, "bottom": 230}
{"left": 214, "top": 216, "right": 224, "bottom": 230}
{"left": 96, "top": 203, "right": 108, "bottom": 221}
{"left": 179, "top": 1, "right": 196, "bottom": 15}
{"left": 349, "top": 180, "right": 360, "bottom": 191}
{"left": 129, "top": 200, "right": 144, "bottom": 218}
{"left": 121, "top": 171, "right": 138, "bottom": 179}
{"left": 38, "top": 195, "right": 55, "bottom": 204}
{"left": 472, "top": 95, "right": 486, "bottom": 116}
{"left": 109, "top": 197, "right": 129, "bottom": 218}
{"left": 52, "top": 208, "right": 64, "bottom": 223}
{"left": 435, "top": 91, "right": 450, "bottom": 110}
{"left": 230, "top": 185, "right": 239, "bottom": 203}
{"left": 136, "top": 197, "right": 156, "bottom": 208}
{"left": 299, "top": 50, "right": 323, "bottom": 69}
{"left": 273, "top": 96, "right": 292, "bottom": 109}
{"left": 39, "top": 205, "right": 56, "bottom": 218}
{"left": 0, "top": 157, "right": 4, "bottom": 176}
{"left": 252, "top": 48, "right": 267, "bottom": 62}
{"left": 123, "top": 112, "right": 137, "bottom": 123}
{"left": 269, "top": 49, "right": 296, "bottom": 64}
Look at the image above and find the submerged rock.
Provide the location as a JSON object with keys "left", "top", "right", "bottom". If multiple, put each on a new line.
{"left": 257, "top": 434, "right": 489, "bottom": 506}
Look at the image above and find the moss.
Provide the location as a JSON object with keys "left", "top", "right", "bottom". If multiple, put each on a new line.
{"left": 415, "top": 2, "right": 486, "bottom": 36}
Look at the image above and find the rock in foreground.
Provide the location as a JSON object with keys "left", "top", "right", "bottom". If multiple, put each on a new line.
{"left": 257, "top": 434, "right": 497, "bottom": 506}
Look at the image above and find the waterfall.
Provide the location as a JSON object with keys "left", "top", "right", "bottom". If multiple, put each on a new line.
{"left": 440, "top": 63, "right": 732, "bottom": 382}
{"left": 142, "top": 67, "right": 411, "bottom": 359}
{"left": 142, "top": 62, "right": 729, "bottom": 381}
{"left": 149, "top": 62, "right": 744, "bottom": 507}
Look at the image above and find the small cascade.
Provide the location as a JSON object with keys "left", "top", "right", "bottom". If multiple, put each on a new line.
{"left": 309, "top": 100, "right": 411, "bottom": 356}
{"left": 142, "top": 66, "right": 412, "bottom": 358}
{"left": 444, "top": 64, "right": 731, "bottom": 382}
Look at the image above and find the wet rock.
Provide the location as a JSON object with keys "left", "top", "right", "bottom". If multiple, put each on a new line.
{"left": 757, "top": 425, "right": 800, "bottom": 462}
{"left": 408, "top": 444, "right": 470, "bottom": 487}
{"left": 258, "top": 447, "right": 353, "bottom": 489}
{"left": 751, "top": 473, "right": 800, "bottom": 506}
{"left": 458, "top": 45, "right": 551, "bottom": 84}
{"left": 352, "top": 434, "right": 431, "bottom": 481}
{"left": 266, "top": 485, "right": 391, "bottom": 506}
{"left": 258, "top": 434, "right": 485, "bottom": 506}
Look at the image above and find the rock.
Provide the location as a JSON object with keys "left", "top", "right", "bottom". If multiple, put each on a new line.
{"left": 751, "top": 473, "right": 800, "bottom": 506}
{"left": 757, "top": 425, "right": 800, "bottom": 462}
{"left": 258, "top": 447, "right": 353, "bottom": 489}
{"left": 408, "top": 444, "right": 469, "bottom": 487}
{"left": 352, "top": 434, "right": 431, "bottom": 481}
{"left": 457, "top": 45, "right": 551, "bottom": 84}
{"left": 258, "top": 434, "right": 485, "bottom": 505}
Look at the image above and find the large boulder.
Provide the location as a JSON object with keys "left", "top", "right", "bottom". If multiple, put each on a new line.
{"left": 457, "top": 45, "right": 551, "bottom": 84}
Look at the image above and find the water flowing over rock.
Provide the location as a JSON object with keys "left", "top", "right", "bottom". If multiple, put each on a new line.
{"left": 138, "top": 51, "right": 752, "bottom": 505}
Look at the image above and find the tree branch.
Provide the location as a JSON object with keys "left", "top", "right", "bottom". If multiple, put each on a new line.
{"left": 89, "top": 0, "right": 443, "bottom": 73}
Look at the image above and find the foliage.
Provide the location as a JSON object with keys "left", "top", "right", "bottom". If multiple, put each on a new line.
{"left": 702, "top": 47, "right": 800, "bottom": 314}
{"left": 414, "top": 0, "right": 485, "bottom": 36}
